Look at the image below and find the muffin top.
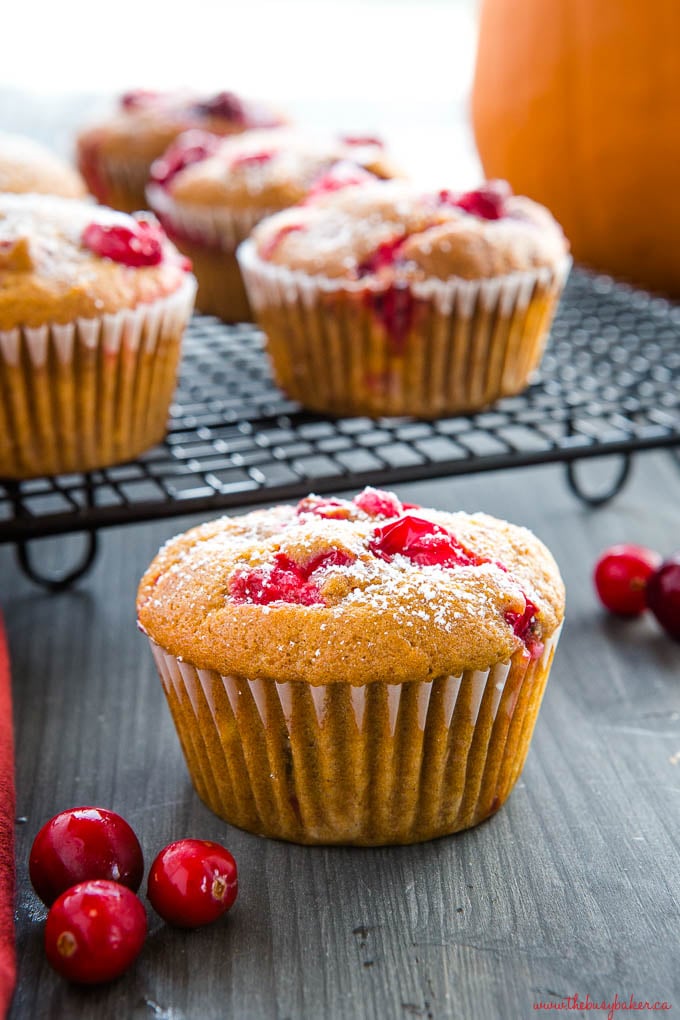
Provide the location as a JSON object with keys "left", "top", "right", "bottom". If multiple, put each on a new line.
{"left": 147, "top": 129, "right": 398, "bottom": 213}
{"left": 77, "top": 89, "right": 286, "bottom": 167}
{"left": 137, "top": 487, "right": 565, "bottom": 685}
{"left": 247, "top": 180, "right": 569, "bottom": 280}
{"left": 0, "top": 132, "right": 86, "bottom": 199}
{"left": 0, "top": 194, "right": 193, "bottom": 329}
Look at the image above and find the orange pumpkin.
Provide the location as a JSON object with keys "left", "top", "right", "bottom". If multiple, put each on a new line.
{"left": 471, "top": 0, "right": 680, "bottom": 296}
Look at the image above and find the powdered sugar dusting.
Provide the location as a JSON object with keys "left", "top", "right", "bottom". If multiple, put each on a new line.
{"left": 142, "top": 489, "right": 557, "bottom": 658}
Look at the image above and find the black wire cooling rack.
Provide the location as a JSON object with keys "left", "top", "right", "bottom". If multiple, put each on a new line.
{"left": 2, "top": 267, "right": 679, "bottom": 589}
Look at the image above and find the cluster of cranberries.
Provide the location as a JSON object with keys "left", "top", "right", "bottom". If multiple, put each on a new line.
{"left": 229, "top": 487, "right": 541, "bottom": 655}
{"left": 29, "top": 807, "right": 238, "bottom": 985}
{"left": 594, "top": 545, "right": 680, "bottom": 639}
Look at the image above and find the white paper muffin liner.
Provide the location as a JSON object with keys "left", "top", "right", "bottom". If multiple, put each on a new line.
{"left": 148, "top": 625, "right": 561, "bottom": 845}
{"left": 77, "top": 149, "right": 154, "bottom": 213}
{"left": 147, "top": 184, "right": 276, "bottom": 252}
{"left": 0, "top": 275, "right": 196, "bottom": 478}
{"left": 237, "top": 239, "right": 572, "bottom": 418}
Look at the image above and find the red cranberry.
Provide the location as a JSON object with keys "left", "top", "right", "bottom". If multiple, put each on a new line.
{"left": 29, "top": 807, "right": 144, "bottom": 907}
{"left": 230, "top": 547, "right": 355, "bottom": 606}
{"left": 147, "top": 839, "right": 238, "bottom": 928}
{"left": 505, "top": 599, "right": 543, "bottom": 660}
{"left": 296, "top": 496, "right": 354, "bottom": 519}
{"left": 82, "top": 216, "right": 165, "bottom": 268}
{"left": 353, "top": 487, "right": 403, "bottom": 518}
{"left": 260, "top": 223, "right": 304, "bottom": 260}
{"left": 305, "top": 161, "right": 375, "bottom": 203}
{"left": 357, "top": 236, "right": 406, "bottom": 277}
{"left": 231, "top": 149, "right": 276, "bottom": 170}
{"left": 120, "top": 89, "right": 159, "bottom": 110}
{"left": 646, "top": 555, "right": 680, "bottom": 640}
{"left": 151, "top": 130, "right": 221, "bottom": 188}
{"left": 195, "top": 91, "right": 246, "bottom": 123}
{"left": 44, "top": 880, "right": 146, "bottom": 984}
{"left": 454, "top": 180, "right": 511, "bottom": 220}
{"left": 504, "top": 599, "right": 538, "bottom": 643}
{"left": 594, "top": 544, "right": 661, "bottom": 617}
{"left": 436, "top": 189, "right": 462, "bottom": 208}
{"left": 341, "top": 135, "right": 384, "bottom": 148}
{"left": 369, "top": 514, "right": 480, "bottom": 568}
{"left": 306, "top": 549, "right": 355, "bottom": 573}
{"left": 367, "top": 284, "right": 416, "bottom": 353}
{"left": 230, "top": 555, "right": 320, "bottom": 606}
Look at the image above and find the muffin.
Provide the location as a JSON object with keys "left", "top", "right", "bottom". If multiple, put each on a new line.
{"left": 137, "top": 486, "right": 565, "bottom": 846}
{"left": 0, "top": 131, "right": 86, "bottom": 198}
{"left": 77, "top": 89, "right": 286, "bottom": 214}
{"left": 0, "top": 194, "right": 196, "bottom": 478}
{"left": 237, "top": 179, "right": 571, "bottom": 418}
{"left": 147, "top": 130, "right": 399, "bottom": 322}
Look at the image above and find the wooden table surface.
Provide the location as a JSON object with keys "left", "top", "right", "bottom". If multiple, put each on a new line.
{"left": 2, "top": 451, "right": 679, "bottom": 1020}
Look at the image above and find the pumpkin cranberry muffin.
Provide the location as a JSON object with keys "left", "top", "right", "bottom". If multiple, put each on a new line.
{"left": 238, "top": 179, "right": 570, "bottom": 418}
{"left": 76, "top": 89, "right": 286, "bottom": 214}
{"left": 0, "top": 194, "right": 196, "bottom": 478}
{"left": 137, "top": 486, "right": 565, "bottom": 845}
{"left": 147, "top": 130, "right": 398, "bottom": 322}
{"left": 0, "top": 131, "right": 86, "bottom": 198}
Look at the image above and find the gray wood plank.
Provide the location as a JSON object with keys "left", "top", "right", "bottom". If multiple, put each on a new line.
{"left": 2, "top": 452, "right": 679, "bottom": 1019}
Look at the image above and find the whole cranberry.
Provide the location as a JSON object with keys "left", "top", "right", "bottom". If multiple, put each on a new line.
{"left": 305, "top": 161, "right": 375, "bottom": 203}
{"left": 120, "top": 89, "right": 159, "bottom": 110}
{"left": 593, "top": 544, "right": 661, "bottom": 617}
{"left": 369, "top": 514, "right": 480, "bottom": 568}
{"left": 45, "top": 880, "right": 146, "bottom": 984}
{"left": 150, "top": 130, "right": 221, "bottom": 188}
{"left": 646, "top": 554, "right": 680, "bottom": 640}
{"left": 82, "top": 217, "right": 165, "bottom": 267}
{"left": 147, "top": 839, "right": 238, "bottom": 928}
{"left": 353, "top": 486, "right": 403, "bottom": 519}
{"left": 455, "top": 180, "right": 511, "bottom": 220}
{"left": 195, "top": 91, "right": 245, "bottom": 123}
{"left": 29, "top": 806, "right": 144, "bottom": 906}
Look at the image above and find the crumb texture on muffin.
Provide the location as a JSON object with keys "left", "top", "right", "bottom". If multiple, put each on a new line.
{"left": 151, "top": 129, "right": 399, "bottom": 211}
{"left": 0, "top": 132, "right": 86, "bottom": 199}
{"left": 77, "top": 90, "right": 285, "bottom": 166}
{"left": 250, "top": 180, "right": 569, "bottom": 281}
{"left": 137, "top": 488, "right": 565, "bottom": 683}
{"left": 0, "top": 194, "right": 190, "bottom": 329}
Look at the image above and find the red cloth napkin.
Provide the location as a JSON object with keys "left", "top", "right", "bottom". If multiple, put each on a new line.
{"left": 0, "top": 615, "right": 15, "bottom": 1018}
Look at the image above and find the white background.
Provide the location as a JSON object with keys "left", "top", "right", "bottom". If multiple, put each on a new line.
{"left": 0, "top": 0, "right": 481, "bottom": 186}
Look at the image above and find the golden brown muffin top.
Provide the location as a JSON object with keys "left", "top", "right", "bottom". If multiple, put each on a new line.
{"left": 137, "top": 487, "right": 565, "bottom": 685}
{"left": 76, "top": 90, "right": 286, "bottom": 166}
{"left": 0, "top": 132, "right": 87, "bottom": 199}
{"left": 0, "top": 194, "right": 193, "bottom": 330}
{"left": 248, "top": 180, "right": 569, "bottom": 281}
{"left": 147, "top": 129, "right": 399, "bottom": 213}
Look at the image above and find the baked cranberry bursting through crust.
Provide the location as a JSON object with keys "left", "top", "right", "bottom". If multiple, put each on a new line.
{"left": 256, "top": 180, "right": 522, "bottom": 353}
{"left": 226, "top": 487, "right": 544, "bottom": 660}
{"left": 81, "top": 213, "right": 191, "bottom": 271}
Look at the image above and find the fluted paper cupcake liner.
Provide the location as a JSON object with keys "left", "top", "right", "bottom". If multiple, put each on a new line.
{"left": 79, "top": 150, "right": 153, "bottom": 213}
{"left": 147, "top": 184, "right": 276, "bottom": 252}
{"left": 238, "top": 240, "right": 572, "bottom": 418}
{"left": 149, "top": 626, "right": 561, "bottom": 846}
{"left": 0, "top": 275, "right": 196, "bottom": 478}
{"left": 147, "top": 185, "right": 279, "bottom": 322}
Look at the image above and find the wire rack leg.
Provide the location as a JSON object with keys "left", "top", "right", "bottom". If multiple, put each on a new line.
{"left": 14, "top": 532, "right": 99, "bottom": 592}
{"left": 564, "top": 454, "right": 633, "bottom": 508}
